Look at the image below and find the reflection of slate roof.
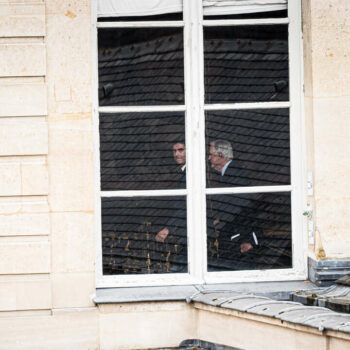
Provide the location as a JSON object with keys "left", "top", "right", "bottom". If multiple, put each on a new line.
{"left": 206, "top": 109, "right": 290, "bottom": 187}
{"left": 189, "top": 291, "right": 350, "bottom": 334}
{"left": 98, "top": 28, "right": 288, "bottom": 106}
{"left": 98, "top": 29, "right": 184, "bottom": 106}
{"left": 102, "top": 197, "right": 187, "bottom": 275}
{"left": 99, "top": 112, "right": 185, "bottom": 190}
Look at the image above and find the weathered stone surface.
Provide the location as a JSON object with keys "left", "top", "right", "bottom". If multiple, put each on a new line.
{"left": 0, "top": 3, "right": 45, "bottom": 37}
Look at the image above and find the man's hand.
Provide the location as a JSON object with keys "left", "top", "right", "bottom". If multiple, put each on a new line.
{"left": 240, "top": 242, "right": 253, "bottom": 254}
{"left": 213, "top": 218, "right": 220, "bottom": 226}
{"left": 155, "top": 228, "right": 169, "bottom": 242}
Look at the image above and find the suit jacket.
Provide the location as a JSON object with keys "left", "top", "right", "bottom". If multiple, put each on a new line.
{"left": 208, "top": 161, "right": 263, "bottom": 270}
{"left": 162, "top": 168, "right": 187, "bottom": 272}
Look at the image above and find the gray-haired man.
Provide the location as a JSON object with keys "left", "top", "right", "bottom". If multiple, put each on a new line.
{"left": 208, "top": 140, "right": 261, "bottom": 270}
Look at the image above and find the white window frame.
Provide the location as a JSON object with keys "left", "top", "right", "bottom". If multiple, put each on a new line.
{"left": 91, "top": 0, "right": 306, "bottom": 288}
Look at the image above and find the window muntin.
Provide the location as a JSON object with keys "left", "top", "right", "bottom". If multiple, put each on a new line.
{"left": 93, "top": 0, "right": 305, "bottom": 287}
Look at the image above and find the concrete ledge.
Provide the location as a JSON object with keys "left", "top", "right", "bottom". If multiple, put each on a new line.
{"left": 94, "top": 280, "right": 316, "bottom": 304}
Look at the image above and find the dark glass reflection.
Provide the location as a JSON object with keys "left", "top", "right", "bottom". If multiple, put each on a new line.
{"left": 99, "top": 112, "right": 186, "bottom": 191}
{"left": 98, "top": 13, "right": 183, "bottom": 22}
{"left": 98, "top": 28, "right": 184, "bottom": 106}
{"left": 203, "top": 10, "right": 287, "bottom": 20}
{"left": 102, "top": 197, "right": 187, "bottom": 275}
{"left": 207, "top": 192, "right": 292, "bottom": 271}
{"left": 204, "top": 25, "right": 289, "bottom": 103}
{"left": 206, "top": 109, "right": 290, "bottom": 187}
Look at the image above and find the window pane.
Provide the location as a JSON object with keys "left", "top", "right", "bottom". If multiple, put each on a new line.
{"left": 98, "top": 13, "right": 183, "bottom": 22}
{"left": 206, "top": 109, "right": 290, "bottom": 187}
{"left": 204, "top": 25, "right": 289, "bottom": 103}
{"left": 207, "top": 192, "right": 291, "bottom": 272}
{"left": 203, "top": 10, "right": 287, "bottom": 20}
{"left": 100, "top": 112, "right": 186, "bottom": 191}
{"left": 102, "top": 197, "right": 187, "bottom": 275}
{"left": 98, "top": 28, "right": 184, "bottom": 106}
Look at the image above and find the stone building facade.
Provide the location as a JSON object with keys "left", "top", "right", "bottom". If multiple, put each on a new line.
{"left": 0, "top": 0, "right": 349, "bottom": 349}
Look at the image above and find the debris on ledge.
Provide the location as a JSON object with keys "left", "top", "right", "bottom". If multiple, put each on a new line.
{"left": 291, "top": 273, "right": 350, "bottom": 314}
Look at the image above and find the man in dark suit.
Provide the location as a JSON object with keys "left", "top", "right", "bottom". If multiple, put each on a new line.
{"left": 208, "top": 140, "right": 261, "bottom": 270}
{"left": 155, "top": 141, "right": 186, "bottom": 242}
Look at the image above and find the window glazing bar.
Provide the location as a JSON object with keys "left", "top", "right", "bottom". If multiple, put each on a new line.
{"left": 99, "top": 105, "right": 186, "bottom": 113}
{"left": 204, "top": 102, "right": 291, "bottom": 110}
{"left": 101, "top": 189, "right": 188, "bottom": 198}
{"left": 205, "top": 185, "right": 292, "bottom": 195}
{"left": 203, "top": 18, "right": 289, "bottom": 27}
{"left": 97, "top": 21, "right": 184, "bottom": 28}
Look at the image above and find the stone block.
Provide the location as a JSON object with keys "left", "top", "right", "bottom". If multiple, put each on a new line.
{"left": 99, "top": 302, "right": 196, "bottom": 349}
{"left": 0, "top": 44, "right": 46, "bottom": 77}
{"left": 46, "top": 14, "right": 92, "bottom": 114}
{"left": 0, "top": 308, "right": 99, "bottom": 350}
{"left": 51, "top": 272, "right": 95, "bottom": 308}
{"left": 0, "top": 3, "right": 45, "bottom": 37}
{"left": 0, "top": 241, "right": 50, "bottom": 274}
{"left": 0, "top": 83, "right": 47, "bottom": 117}
{"left": 22, "top": 160, "right": 49, "bottom": 195}
{"left": 0, "top": 279, "right": 51, "bottom": 311}
{"left": 0, "top": 160, "right": 21, "bottom": 196}
{"left": 0, "top": 213, "right": 50, "bottom": 236}
{"left": 51, "top": 212, "right": 94, "bottom": 273}
{"left": 48, "top": 118, "right": 93, "bottom": 211}
{"left": 46, "top": 0, "right": 90, "bottom": 16}
{"left": 0, "top": 195, "right": 49, "bottom": 215}
{"left": 0, "top": 117, "right": 48, "bottom": 156}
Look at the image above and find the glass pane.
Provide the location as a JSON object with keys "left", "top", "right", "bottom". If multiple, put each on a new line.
{"left": 204, "top": 25, "right": 289, "bottom": 103}
{"left": 98, "top": 13, "right": 183, "bottom": 22}
{"left": 98, "top": 28, "right": 184, "bottom": 106}
{"left": 102, "top": 197, "right": 187, "bottom": 275}
{"left": 207, "top": 192, "right": 291, "bottom": 272}
{"left": 203, "top": 10, "right": 287, "bottom": 20}
{"left": 100, "top": 112, "right": 186, "bottom": 191}
{"left": 206, "top": 109, "right": 290, "bottom": 187}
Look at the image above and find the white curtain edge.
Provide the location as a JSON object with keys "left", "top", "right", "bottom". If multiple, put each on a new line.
{"left": 97, "top": 4, "right": 182, "bottom": 18}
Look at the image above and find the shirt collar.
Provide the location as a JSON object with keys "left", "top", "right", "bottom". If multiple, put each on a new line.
{"left": 221, "top": 160, "right": 232, "bottom": 176}
{"left": 181, "top": 164, "right": 186, "bottom": 172}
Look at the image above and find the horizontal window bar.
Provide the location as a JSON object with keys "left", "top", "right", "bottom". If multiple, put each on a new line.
{"left": 205, "top": 185, "right": 292, "bottom": 195}
{"left": 101, "top": 189, "right": 187, "bottom": 198}
{"left": 97, "top": 273, "right": 202, "bottom": 289}
{"left": 204, "top": 102, "right": 291, "bottom": 111}
{"left": 97, "top": 21, "right": 184, "bottom": 28}
{"left": 203, "top": 18, "right": 289, "bottom": 27}
{"left": 98, "top": 105, "right": 186, "bottom": 113}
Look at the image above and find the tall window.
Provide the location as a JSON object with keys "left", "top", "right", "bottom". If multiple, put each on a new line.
{"left": 93, "top": 0, "right": 305, "bottom": 287}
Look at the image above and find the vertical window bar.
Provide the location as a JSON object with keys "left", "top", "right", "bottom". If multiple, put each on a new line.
{"left": 183, "top": 0, "right": 206, "bottom": 281}
{"left": 288, "top": 0, "right": 306, "bottom": 276}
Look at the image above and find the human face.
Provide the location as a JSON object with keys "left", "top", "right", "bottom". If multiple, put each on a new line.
{"left": 208, "top": 144, "right": 224, "bottom": 172}
{"left": 173, "top": 143, "right": 186, "bottom": 165}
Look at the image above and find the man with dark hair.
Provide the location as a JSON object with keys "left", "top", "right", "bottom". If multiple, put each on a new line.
{"left": 155, "top": 141, "right": 186, "bottom": 242}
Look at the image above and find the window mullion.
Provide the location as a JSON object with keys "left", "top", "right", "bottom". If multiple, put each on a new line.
{"left": 288, "top": 0, "right": 306, "bottom": 276}
{"left": 183, "top": 0, "right": 206, "bottom": 282}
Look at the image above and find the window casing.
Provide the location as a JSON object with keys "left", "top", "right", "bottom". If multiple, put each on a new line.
{"left": 92, "top": 0, "right": 306, "bottom": 287}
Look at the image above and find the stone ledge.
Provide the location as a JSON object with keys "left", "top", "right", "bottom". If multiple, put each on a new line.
{"left": 309, "top": 257, "right": 350, "bottom": 286}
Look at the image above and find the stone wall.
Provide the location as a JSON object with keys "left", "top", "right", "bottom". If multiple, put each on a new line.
{"left": 302, "top": 0, "right": 350, "bottom": 260}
